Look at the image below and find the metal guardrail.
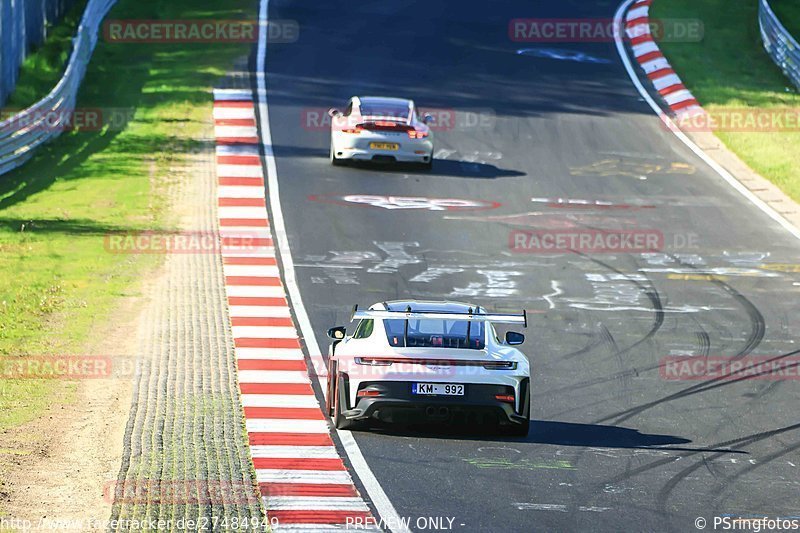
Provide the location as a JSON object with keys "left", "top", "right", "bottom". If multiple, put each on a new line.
{"left": 759, "top": 0, "right": 800, "bottom": 90}
{"left": 0, "top": 0, "right": 118, "bottom": 177}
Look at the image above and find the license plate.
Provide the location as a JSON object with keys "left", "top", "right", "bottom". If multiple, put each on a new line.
{"left": 369, "top": 142, "right": 399, "bottom": 150}
{"left": 412, "top": 383, "right": 465, "bottom": 396}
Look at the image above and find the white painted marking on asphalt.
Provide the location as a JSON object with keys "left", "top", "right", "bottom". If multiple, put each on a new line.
{"left": 242, "top": 395, "right": 319, "bottom": 409}
{"left": 256, "top": 0, "right": 408, "bottom": 528}
{"left": 212, "top": 88, "right": 253, "bottom": 100}
{"left": 217, "top": 163, "right": 264, "bottom": 178}
{"left": 226, "top": 285, "right": 285, "bottom": 298}
{"left": 246, "top": 418, "right": 328, "bottom": 433}
{"left": 218, "top": 186, "right": 266, "bottom": 198}
{"left": 218, "top": 206, "right": 269, "bottom": 219}
{"left": 232, "top": 325, "right": 299, "bottom": 339}
{"left": 215, "top": 125, "right": 259, "bottom": 138}
{"left": 238, "top": 370, "right": 310, "bottom": 384}
{"left": 614, "top": 0, "right": 800, "bottom": 242}
{"left": 250, "top": 445, "right": 337, "bottom": 458}
{"left": 223, "top": 264, "right": 281, "bottom": 277}
{"left": 652, "top": 73, "right": 681, "bottom": 90}
{"left": 627, "top": 5, "right": 649, "bottom": 19}
{"left": 229, "top": 306, "right": 292, "bottom": 318}
{"left": 516, "top": 503, "right": 568, "bottom": 512}
{"left": 256, "top": 470, "right": 353, "bottom": 484}
{"left": 235, "top": 347, "right": 304, "bottom": 360}
{"left": 214, "top": 106, "right": 256, "bottom": 120}
{"left": 663, "top": 89, "right": 695, "bottom": 105}
{"left": 640, "top": 57, "right": 670, "bottom": 74}
{"left": 265, "top": 496, "right": 369, "bottom": 511}
{"left": 543, "top": 280, "right": 563, "bottom": 310}
{"left": 631, "top": 41, "right": 659, "bottom": 56}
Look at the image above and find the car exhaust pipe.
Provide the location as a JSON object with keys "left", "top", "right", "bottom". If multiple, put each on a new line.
{"left": 438, "top": 407, "right": 449, "bottom": 417}
{"left": 425, "top": 406, "right": 436, "bottom": 417}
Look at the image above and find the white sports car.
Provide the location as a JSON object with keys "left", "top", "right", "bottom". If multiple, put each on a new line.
{"left": 328, "top": 96, "right": 434, "bottom": 169}
{"left": 325, "top": 300, "right": 531, "bottom": 436}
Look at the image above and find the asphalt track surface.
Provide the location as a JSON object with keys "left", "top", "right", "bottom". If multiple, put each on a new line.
{"left": 260, "top": 0, "right": 800, "bottom": 531}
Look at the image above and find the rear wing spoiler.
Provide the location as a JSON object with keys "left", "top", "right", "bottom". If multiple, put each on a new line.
{"left": 349, "top": 305, "right": 527, "bottom": 328}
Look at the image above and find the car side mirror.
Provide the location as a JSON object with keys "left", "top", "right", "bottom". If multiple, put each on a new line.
{"left": 328, "top": 108, "right": 342, "bottom": 118}
{"left": 505, "top": 331, "right": 525, "bottom": 345}
{"left": 422, "top": 113, "right": 434, "bottom": 125}
{"left": 327, "top": 326, "right": 346, "bottom": 340}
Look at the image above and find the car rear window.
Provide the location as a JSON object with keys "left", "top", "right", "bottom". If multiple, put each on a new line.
{"left": 359, "top": 102, "right": 410, "bottom": 121}
{"left": 383, "top": 319, "right": 485, "bottom": 349}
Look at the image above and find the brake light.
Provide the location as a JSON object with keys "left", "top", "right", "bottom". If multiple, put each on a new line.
{"left": 342, "top": 127, "right": 362, "bottom": 134}
{"left": 483, "top": 361, "right": 518, "bottom": 370}
{"left": 408, "top": 129, "right": 429, "bottom": 139}
{"left": 354, "top": 357, "right": 392, "bottom": 366}
{"left": 357, "top": 389, "right": 382, "bottom": 397}
{"left": 374, "top": 121, "right": 396, "bottom": 127}
{"left": 495, "top": 394, "right": 515, "bottom": 403}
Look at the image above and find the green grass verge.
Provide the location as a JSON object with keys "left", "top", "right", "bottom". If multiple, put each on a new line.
{"left": 0, "top": 0, "right": 254, "bottom": 431}
{"left": 652, "top": 0, "right": 800, "bottom": 201}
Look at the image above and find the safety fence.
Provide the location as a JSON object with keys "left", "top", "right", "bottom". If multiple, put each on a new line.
{"left": 759, "top": 0, "right": 800, "bottom": 90}
{"left": 0, "top": 0, "right": 117, "bottom": 176}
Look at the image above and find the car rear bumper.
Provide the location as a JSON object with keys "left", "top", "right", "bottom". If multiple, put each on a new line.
{"left": 331, "top": 134, "right": 433, "bottom": 163}
{"left": 340, "top": 379, "right": 530, "bottom": 426}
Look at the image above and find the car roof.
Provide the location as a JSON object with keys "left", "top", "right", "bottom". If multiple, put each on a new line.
{"left": 380, "top": 300, "right": 485, "bottom": 314}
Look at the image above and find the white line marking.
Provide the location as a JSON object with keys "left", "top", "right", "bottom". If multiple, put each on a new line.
{"left": 218, "top": 206, "right": 269, "bottom": 219}
{"left": 250, "top": 445, "right": 338, "bottom": 458}
{"left": 232, "top": 325, "right": 299, "bottom": 339}
{"left": 229, "top": 306, "right": 291, "bottom": 318}
{"left": 212, "top": 88, "right": 254, "bottom": 100}
{"left": 627, "top": 5, "right": 649, "bottom": 19}
{"left": 256, "top": 470, "right": 354, "bottom": 484}
{"left": 223, "top": 264, "right": 281, "bottom": 277}
{"left": 238, "top": 370, "right": 310, "bottom": 384}
{"left": 265, "top": 496, "right": 369, "bottom": 511}
{"left": 256, "top": 1, "right": 409, "bottom": 530}
{"left": 614, "top": 0, "right": 800, "bottom": 242}
{"left": 235, "top": 347, "right": 304, "bottom": 360}
{"left": 217, "top": 164, "right": 264, "bottom": 178}
{"left": 242, "top": 394, "right": 320, "bottom": 408}
{"left": 652, "top": 73, "right": 681, "bottom": 90}
{"left": 215, "top": 125, "right": 259, "bottom": 138}
{"left": 218, "top": 185, "right": 267, "bottom": 198}
{"left": 226, "top": 285, "right": 286, "bottom": 297}
{"left": 214, "top": 106, "right": 257, "bottom": 120}
{"left": 246, "top": 418, "right": 328, "bottom": 433}
{"left": 515, "top": 503, "right": 568, "bottom": 512}
{"left": 543, "top": 280, "right": 563, "bottom": 310}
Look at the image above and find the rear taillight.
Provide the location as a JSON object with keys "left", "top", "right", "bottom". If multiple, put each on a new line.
{"left": 495, "top": 394, "right": 515, "bottom": 403}
{"left": 483, "top": 361, "right": 518, "bottom": 370}
{"left": 341, "top": 127, "right": 362, "bottom": 134}
{"left": 354, "top": 357, "right": 392, "bottom": 366}
{"left": 357, "top": 389, "right": 382, "bottom": 398}
{"left": 408, "top": 129, "right": 429, "bottom": 139}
